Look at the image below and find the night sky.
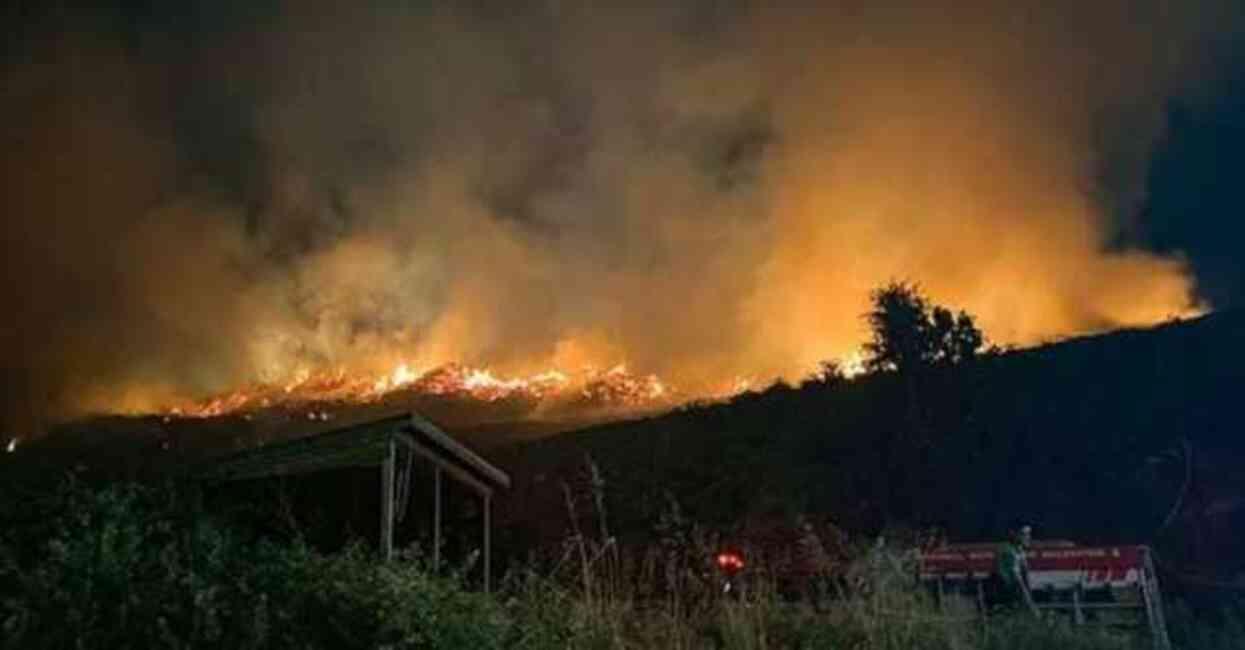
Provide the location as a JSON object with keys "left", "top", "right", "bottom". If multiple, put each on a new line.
{"left": 1138, "top": 64, "right": 1245, "bottom": 307}
{"left": 3, "top": 1, "right": 1245, "bottom": 430}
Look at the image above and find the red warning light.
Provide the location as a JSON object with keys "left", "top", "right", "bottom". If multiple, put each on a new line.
{"left": 716, "top": 550, "right": 745, "bottom": 573}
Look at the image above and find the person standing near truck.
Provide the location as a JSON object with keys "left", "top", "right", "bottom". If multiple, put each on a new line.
{"left": 995, "top": 524, "right": 1038, "bottom": 615}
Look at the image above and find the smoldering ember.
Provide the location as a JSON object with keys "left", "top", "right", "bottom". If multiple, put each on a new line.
{"left": 2, "top": 2, "right": 1244, "bottom": 649}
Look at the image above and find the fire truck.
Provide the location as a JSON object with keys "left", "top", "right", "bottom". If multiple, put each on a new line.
{"left": 918, "top": 540, "right": 1171, "bottom": 649}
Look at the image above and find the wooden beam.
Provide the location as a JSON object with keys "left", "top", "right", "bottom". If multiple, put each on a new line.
{"left": 483, "top": 492, "right": 491, "bottom": 593}
{"left": 381, "top": 438, "right": 395, "bottom": 561}
{"left": 394, "top": 433, "right": 493, "bottom": 499}
{"left": 409, "top": 413, "right": 511, "bottom": 488}
{"left": 434, "top": 466, "right": 442, "bottom": 572}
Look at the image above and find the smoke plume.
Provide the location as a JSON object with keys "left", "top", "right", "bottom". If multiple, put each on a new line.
{"left": 3, "top": 0, "right": 1239, "bottom": 431}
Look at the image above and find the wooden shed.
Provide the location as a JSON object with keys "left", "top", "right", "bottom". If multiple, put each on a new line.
{"left": 197, "top": 412, "right": 510, "bottom": 590}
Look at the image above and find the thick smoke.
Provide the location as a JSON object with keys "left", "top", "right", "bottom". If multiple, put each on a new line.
{"left": 2, "top": 1, "right": 1239, "bottom": 431}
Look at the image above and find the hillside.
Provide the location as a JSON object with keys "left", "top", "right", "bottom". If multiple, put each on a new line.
{"left": 493, "top": 310, "right": 1245, "bottom": 580}
{"left": 4, "top": 310, "right": 1243, "bottom": 583}
{"left": 0, "top": 384, "right": 649, "bottom": 483}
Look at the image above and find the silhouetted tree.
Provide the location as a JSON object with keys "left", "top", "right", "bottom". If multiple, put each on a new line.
{"left": 860, "top": 281, "right": 985, "bottom": 522}
{"left": 864, "top": 281, "right": 983, "bottom": 374}
{"left": 801, "top": 360, "right": 845, "bottom": 389}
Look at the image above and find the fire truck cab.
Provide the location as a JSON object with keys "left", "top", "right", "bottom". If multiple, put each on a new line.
{"left": 918, "top": 541, "right": 1171, "bottom": 649}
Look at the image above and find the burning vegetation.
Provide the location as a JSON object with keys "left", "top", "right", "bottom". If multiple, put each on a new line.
{"left": 2, "top": 0, "right": 1232, "bottom": 433}
{"left": 164, "top": 362, "right": 677, "bottom": 420}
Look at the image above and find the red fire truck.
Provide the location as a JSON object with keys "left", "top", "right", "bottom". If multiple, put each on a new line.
{"left": 918, "top": 541, "right": 1171, "bottom": 649}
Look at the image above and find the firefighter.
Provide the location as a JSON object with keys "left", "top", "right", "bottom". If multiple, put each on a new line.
{"left": 794, "top": 516, "right": 832, "bottom": 610}
{"left": 994, "top": 524, "right": 1038, "bottom": 615}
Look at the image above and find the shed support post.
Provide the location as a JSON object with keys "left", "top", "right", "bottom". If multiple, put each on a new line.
{"left": 433, "top": 466, "right": 442, "bottom": 572}
{"left": 381, "top": 437, "right": 396, "bottom": 561}
{"left": 1142, "top": 551, "right": 1172, "bottom": 650}
{"left": 483, "top": 492, "right": 492, "bottom": 593}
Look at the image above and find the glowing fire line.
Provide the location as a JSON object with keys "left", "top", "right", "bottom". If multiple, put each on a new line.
{"left": 155, "top": 346, "right": 872, "bottom": 421}
{"left": 166, "top": 362, "right": 676, "bottom": 419}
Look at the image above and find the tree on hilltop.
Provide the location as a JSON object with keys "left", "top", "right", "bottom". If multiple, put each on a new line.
{"left": 864, "top": 281, "right": 984, "bottom": 375}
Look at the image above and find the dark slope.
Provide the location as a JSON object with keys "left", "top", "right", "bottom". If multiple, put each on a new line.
{"left": 495, "top": 310, "right": 1245, "bottom": 576}
{"left": 0, "top": 388, "right": 638, "bottom": 484}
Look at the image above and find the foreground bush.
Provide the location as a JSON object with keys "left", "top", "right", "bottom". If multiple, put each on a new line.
{"left": 0, "top": 481, "right": 505, "bottom": 650}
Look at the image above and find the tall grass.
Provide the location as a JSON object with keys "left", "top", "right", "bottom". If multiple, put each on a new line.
{"left": 500, "top": 457, "right": 1151, "bottom": 650}
{"left": 0, "top": 476, "right": 1214, "bottom": 649}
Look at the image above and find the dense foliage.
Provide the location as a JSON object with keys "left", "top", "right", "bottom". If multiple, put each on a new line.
{"left": 0, "top": 481, "right": 506, "bottom": 650}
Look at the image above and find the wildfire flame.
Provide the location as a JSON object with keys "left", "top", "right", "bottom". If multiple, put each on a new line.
{"left": 148, "top": 341, "right": 882, "bottom": 422}
{"left": 164, "top": 361, "right": 681, "bottom": 419}
{"left": 840, "top": 352, "right": 867, "bottom": 378}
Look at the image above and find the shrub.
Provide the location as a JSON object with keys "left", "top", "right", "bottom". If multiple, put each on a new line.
{"left": 0, "top": 480, "right": 506, "bottom": 650}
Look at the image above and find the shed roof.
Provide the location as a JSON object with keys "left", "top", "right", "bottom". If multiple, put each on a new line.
{"left": 196, "top": 412, "right": 510, "bottom": 492}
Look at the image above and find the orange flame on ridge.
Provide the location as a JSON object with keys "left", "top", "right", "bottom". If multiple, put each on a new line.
{"left": 163, "top": 360, "right": 687, "bottom": 419}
